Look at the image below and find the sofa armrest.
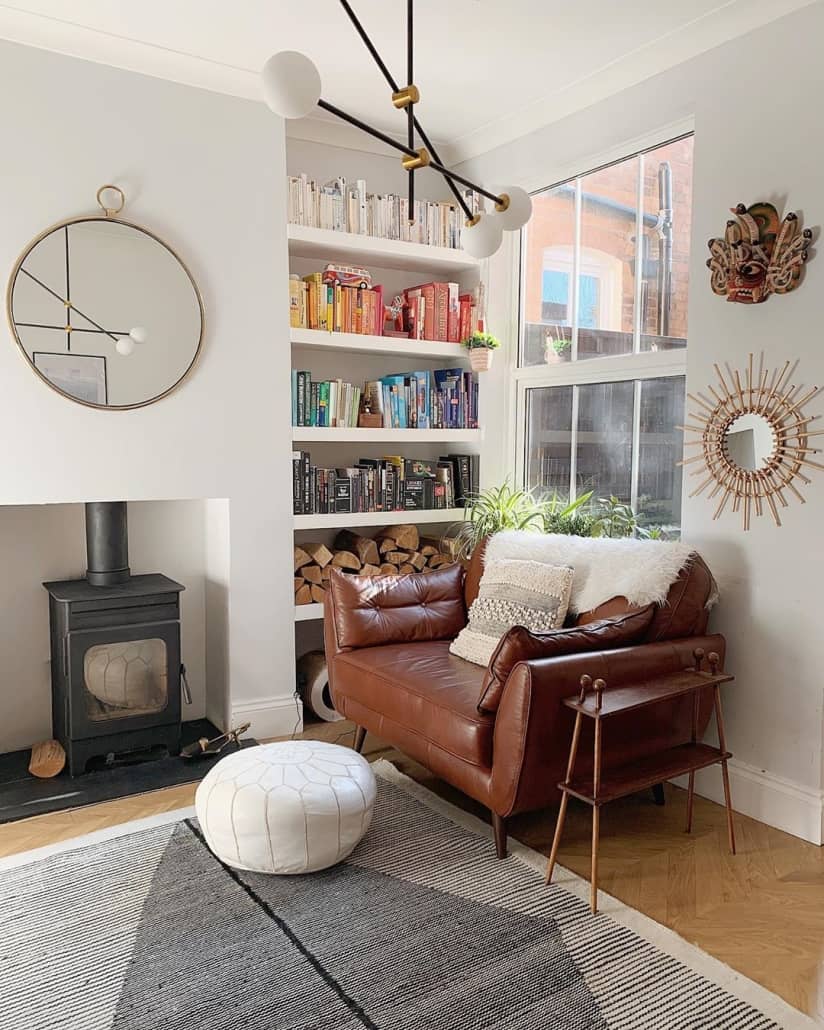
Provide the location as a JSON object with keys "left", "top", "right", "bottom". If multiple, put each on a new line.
{"left": 325, "top": 564, "right": 467, "bottom": 652}
{"left": 489, "top": 634, "right": 726, "bottom": 817}
{"left": 478, "top": 606, "right": 655, "bottom": 714}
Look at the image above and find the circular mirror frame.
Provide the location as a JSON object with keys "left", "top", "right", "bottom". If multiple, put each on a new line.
{"left": 5, "top": 206, "right": 205, "bottom": 411}
{"left": 679, "top": 354, "right": 822, "bottom": 530}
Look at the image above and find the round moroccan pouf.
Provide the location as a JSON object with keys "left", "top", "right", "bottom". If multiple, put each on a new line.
{"left": 194, "top": 740, "right": 376, "bottom": 874}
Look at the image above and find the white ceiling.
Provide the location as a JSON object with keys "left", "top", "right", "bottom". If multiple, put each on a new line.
{"left": 0, "top": 0, "right": 814, "bottom": 161}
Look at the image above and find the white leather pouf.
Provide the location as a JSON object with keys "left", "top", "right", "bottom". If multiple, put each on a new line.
{"left": 194, "top": 740, "right": 376, "bottom": 874}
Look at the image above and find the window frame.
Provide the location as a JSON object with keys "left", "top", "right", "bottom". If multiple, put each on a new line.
{"left": 509, "top": 125, "right": 693, "bottom": 517}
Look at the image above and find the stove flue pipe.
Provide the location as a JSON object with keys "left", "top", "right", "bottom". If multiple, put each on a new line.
{"left": 85, "top": 501, "right": 131, "bottom": 587}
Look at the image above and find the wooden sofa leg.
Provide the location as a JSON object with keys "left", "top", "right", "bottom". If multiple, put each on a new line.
{"left": 353, "top": 726, "right": 367, "bottom": 753}
{"left": 651, "top": 783, "right": 666, "bottom": 806}
{"left": 492, "top": 812, "right": 507, "bottom": 859}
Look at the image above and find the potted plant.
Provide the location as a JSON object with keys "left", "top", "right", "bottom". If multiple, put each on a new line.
{"left": 462, "top": 331, "right": 500, "bottom": 372}
{"left": 445, "top": 481, "right": 544, "bottom": 559}
{"left": 545, "top": 328, "right": 571, "bottom": 365}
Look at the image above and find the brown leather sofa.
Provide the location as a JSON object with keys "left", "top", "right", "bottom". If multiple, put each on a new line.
{"left": 324, "top": 537, "right": 722, "bottom": 857}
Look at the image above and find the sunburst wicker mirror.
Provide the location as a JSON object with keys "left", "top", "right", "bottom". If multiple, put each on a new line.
{"left": 679, "top": 355, "right": 822, "bottom": 529}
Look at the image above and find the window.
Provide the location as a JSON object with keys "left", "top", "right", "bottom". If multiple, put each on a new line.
{"left": 517, "top": 136, "right": 693, "bottom": 532}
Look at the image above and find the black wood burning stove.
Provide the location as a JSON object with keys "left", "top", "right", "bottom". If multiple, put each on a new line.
{"left": 44, "top": 502, "right": 185, "bottom": 776}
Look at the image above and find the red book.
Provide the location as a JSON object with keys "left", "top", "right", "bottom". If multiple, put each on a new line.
{"left": 408, "top": 283, "right": 436, "bottom": 339}
{"left": 434, "top": 283, "right": 449, "bottom": 342}
{"left": 459, "top": 293, "right": 473, "bottom": 341}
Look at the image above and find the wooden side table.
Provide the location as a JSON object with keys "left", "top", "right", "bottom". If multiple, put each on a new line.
{"left": 546, "top": 648, "right": 735, "bottom": 914}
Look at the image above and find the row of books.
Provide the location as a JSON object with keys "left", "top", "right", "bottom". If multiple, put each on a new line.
{"left": 289, "top": 260, "right": 486, "bottom": 346}
{"left": 292, "top": 452, "right": 480, "bottom": 515}
{"left": 286, "top": 173, "right": 478, "bottom": 249}
{"left": 291, "top": 370, "right": 479, "bottom": 430}
{"left": 398, "top": 282, "right": 484, "bottom": 343}
{"left": 290, "top": 270, "right": 383, "bottom": 336}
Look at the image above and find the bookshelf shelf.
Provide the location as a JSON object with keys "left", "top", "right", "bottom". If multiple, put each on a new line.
{"left": 292, "top": 427, "right": 483, "bottom": 443}
{"left": 294, "top": 508, "right": 464, "bottom": 531}
{"left": 291, "top": 327, "right": 470, "bottom": 361}
{"left": 294, "top": 603, "right": 324, "bottom": 623}
{"left": 287, "top": 224, "right": 479, "bottom": 275}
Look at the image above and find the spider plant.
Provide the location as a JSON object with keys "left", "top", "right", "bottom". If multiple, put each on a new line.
{"left": 446, "top": 481, "right": 543, "bottom": 559}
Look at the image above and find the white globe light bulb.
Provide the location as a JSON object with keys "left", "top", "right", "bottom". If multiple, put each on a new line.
{"left": 129, "top": 326, "right": 147, "bottom": 344}
{"left": 461, "top": 212, "right": 504, "bottom": 259}
{"left": 489, "top": 185, "right": 532, "bottom": 231}
{"left": 116, "top": 336, "right": 134, "bottom": 357}
{"left": 262, "top": 51, "right": 322, "bottom": 119}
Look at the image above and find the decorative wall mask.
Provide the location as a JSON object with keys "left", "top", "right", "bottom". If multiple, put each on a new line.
{"left": 707, "top": 202, "right": 812, "bottom": 303}
{"left": 679, "top": 354, "right": 822, "bottom": 530}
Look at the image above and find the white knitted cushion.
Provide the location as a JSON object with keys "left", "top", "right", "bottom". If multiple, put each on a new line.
{"left": 194, "top": 740, "right": 376, "bottom": 874}
{"left": 450, "top": 558, "right": 573, "bottom": 667}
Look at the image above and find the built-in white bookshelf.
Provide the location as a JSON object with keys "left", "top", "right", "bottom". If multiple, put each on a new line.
{"left": 287, "top": 224, "right": 479, "bottom": 275}
{"left": 291, "top": 327, "right": 470, "bottom": 361}
{"left": 294, "top": 508, "right": 464, "bottom": 530}
{"left": 294, "top": 602, "right": 325, "bottom": 623}
{"left": 289, "top": 221, "right": 482, "bottom": 624}
{"left": 292, "top": 427, "right": 482, "bottom": 443}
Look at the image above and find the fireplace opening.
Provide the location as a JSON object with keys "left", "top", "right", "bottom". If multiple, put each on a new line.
{"left": 43, "top": 502, "right": 187, "bottom": 776}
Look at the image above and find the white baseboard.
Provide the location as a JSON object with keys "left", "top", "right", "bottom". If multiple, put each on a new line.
{"left": 680, "top": 759, "right": 823, "bottom": 845}
{"left": 231, "top": 693, "right": 303, "bottom": 741}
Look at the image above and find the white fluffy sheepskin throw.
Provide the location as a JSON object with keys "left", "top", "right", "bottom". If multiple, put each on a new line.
{"left": 485, "top": 531, "right": 704, "bottom": 614}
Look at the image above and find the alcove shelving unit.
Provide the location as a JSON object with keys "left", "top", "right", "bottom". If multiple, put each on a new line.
{"left": 289, "top": 223, "right": 484, "bottom": 629}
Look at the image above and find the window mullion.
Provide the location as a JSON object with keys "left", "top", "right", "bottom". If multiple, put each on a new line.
{"left": 633, "top": 154, "right": 645, "bottom": 355}
{"left": 571, "top": 178, "right": 582, "bottom": 362}
{"left": 569, "top": 385, "right": 580, "bottom": 502}
{"left": 630, "top": 379, "right": 642, "bottom": 514}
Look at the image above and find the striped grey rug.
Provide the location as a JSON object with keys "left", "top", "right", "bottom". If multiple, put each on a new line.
{"left": 0, "top": 761, "right": 811, "bottom": 1030}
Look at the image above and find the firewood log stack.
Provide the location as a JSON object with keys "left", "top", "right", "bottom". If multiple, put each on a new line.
{"left": 294, "top": 525, "right": 458, "bottom": 605}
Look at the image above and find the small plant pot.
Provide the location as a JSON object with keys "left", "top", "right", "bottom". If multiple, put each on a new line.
{"left": 469, "top": 348, "right": 493, "bottom": 372}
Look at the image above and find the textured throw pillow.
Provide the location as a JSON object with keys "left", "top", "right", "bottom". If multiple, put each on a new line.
{"left": 476, "top": 604, "right": 656, "bottom": 713}
{"left": 449, "top": 558, "right": 573, "bottom": 668}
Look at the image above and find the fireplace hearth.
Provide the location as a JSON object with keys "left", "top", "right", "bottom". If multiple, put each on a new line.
{"left": 44, "top": 502, "right": 186, "bottom": 776}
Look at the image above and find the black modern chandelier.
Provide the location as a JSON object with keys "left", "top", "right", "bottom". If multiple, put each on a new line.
{"left": 261, "top": 0, "right": 531, "bottom": 258}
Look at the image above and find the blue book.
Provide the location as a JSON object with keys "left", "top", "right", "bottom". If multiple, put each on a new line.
{"left": 381, "top": 375, "right": 408, "bottom": 428}
{"left": 410, "top": 371, "right": 431, "bottom": 429}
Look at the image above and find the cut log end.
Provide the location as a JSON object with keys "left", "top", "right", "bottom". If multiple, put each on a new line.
{"left": 29, "top": 739, "right": 66, "bottom": 779}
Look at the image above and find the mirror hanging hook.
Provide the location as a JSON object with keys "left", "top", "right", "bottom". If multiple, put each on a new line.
{"left": 96, "top": 184, "right": 125, "bottom": 218}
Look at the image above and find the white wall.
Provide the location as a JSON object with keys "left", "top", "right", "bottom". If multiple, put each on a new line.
{"left": 459, "top": 2, "right": 824, "bottom": 842}
{"left": 0, "top": 40, "right": 297, "bottom": 744}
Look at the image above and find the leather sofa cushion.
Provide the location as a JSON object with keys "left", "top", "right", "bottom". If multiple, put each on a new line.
{"left": 331, "top": 641, "right": 494, "bottom": 767}
{"left": 327, "top": 564, "right": 466, "bottom": 650}
{"left": 477, "top": 605, "right": 655, "bottom": 713}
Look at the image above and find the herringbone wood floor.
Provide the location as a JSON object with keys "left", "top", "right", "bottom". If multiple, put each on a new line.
{"left": 2, "top": 720, "right": 822, "bottom": 1020}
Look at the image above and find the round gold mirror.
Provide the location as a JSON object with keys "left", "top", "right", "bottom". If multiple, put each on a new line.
{"left": 6, "top": 187, "right": 204, "bottom": 410}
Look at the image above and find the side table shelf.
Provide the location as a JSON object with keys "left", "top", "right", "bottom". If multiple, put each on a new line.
{"left": 546, "top": 648, "right": 736, "bottom": 914}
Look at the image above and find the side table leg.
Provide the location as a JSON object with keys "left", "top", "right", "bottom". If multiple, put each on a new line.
{"left": 545, "top": 793, "right": 569, "bottom": 884}
{"left": 686, "top": 770, "right": 695, "bottom": 833}
{"left": 590, "top": 716, "right": 603, "bottom": 914}
{"left": 714, "top": 684, "right": 736, "bottom": 855}
{"left": 686, "top": 687, "right": 699, "bottom": 834}
{"left": 546, "top": 710, "right": 583, "bottom": 885}
{"left": 591, "top": 806, "right": 600, "bottom": 914}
